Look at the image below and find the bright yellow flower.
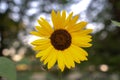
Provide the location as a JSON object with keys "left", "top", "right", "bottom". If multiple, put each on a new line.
{"left": 30, "top": 10, "right": 92, "bottom": 71}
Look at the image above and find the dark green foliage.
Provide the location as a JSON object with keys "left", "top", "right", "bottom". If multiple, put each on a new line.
{"left": 0, "top": 57, "right": 16, "bottom": 80}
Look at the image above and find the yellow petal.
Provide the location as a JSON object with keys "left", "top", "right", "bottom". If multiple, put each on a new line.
{"left": 62, "top": 54, "right": 70, "bottom": 69}
{"left": 74, "top": 45, "right": 88, "bottom": 58}
{"left": 40, "top": 18, "right": 53, "bottom": 32}
{"left": 71, "top": 29, "right": 93, "bottom": 37}
{"left": 59, "top": 10, "right": 66, "bottom": 28}
{"left": 38, "top": 18, "right": 53, "bottom": 34}
{"left": 35, "top": 25, "right": 52, "bottom": 37}
{"left": 51, "top": 10, "right": 67, "bottom": 29}
{"left": 80, "top": 29, "right": 93, "bottom": 35}
{"left": 30, "top": 31, "right": 42, "bottom": 37}
{"left": 30, "top": 31, "right": 50, "bottom": 38}
{"left": 36, "top": 46, "right": 53, "bottom": 60}
{"left": 54, "top": 10, "right": 67, "bottom": 29}
{"left": 72, "top": 35, "right": 92, "bottom": 42}
{"left": 62, "top": 10, "right": 66, "bottom": 21}
{"left": 64, "top": 50, "right": 75, "bottom": 68}
{"left": 70, "top": 44, "right": 88, "bottom": 61}
{"left": 64, "top": 12, "right": 73, "bottom": 28}
{"left": 35, "top": 26, "right": 41, "bottom": 31}
{"left": 68, "top": 21, "right": 88, "bottom": 33}
{"left": 72, "top": 35, "right": 92, "bottom": 47}
{"left": 47, "top": 49, "right": 57, "bottom": 69}
{"left": 31, "top": 39, "right": 50, "bottom": 45}
{"left": 70, "top": 48, "right": 81, "bottom": 63}
{"left": 77, "top": 47, "right": 88, "bottom": 56}
{"left": 33, "top": 42, "right": 51, "bottom": 51}
{"left": 66, "top": 15, "right": 79, "bottom": 30}
{"left": 57, "top": 51, "right": 65, "bottom": 72}
{"left": 51, "top": 10, "right": 58, "bottom": 29}
{"left": 42, "top": 48, "right": 55, "bottom": 64}
{"left": 43, "top": 52, "right": 52, "bottom": 65}
{"left": 67, "top": 47, "right": 81, "bottom": 63}
{"left": 55, "top": 11, "right": 63, "bottom": 29}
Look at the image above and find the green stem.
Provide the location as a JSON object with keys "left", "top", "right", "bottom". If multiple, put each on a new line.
{"left": 59, "top": 70, "right": 62, "bottom": 80}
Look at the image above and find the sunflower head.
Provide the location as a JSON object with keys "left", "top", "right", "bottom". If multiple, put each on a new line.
{"left": 30, "top": 10, "right": 92, "bottom": 71}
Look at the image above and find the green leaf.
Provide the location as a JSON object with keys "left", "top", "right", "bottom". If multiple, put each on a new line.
{"left": 111, "top": 20, "right": 120, "bottom": 27}
{"left": 0, "top": 57, "right": 16, "bottom": 80}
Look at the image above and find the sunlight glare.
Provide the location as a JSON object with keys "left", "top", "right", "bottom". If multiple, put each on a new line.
{"left": 28, "top": 35, "right": 40, "bottom": 46}
{"left": 100, "top": 64, "right": 109, "bottom": 72}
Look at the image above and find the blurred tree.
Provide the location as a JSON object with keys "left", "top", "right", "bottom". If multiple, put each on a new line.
{"left": 86, "top": 0, "right": 120, "bottom": 73}
{"left": 0, "top": 0, "right": 70, "bottom": 56}
{"left": 0, "top": 11, "right": 21, "bottom": 56}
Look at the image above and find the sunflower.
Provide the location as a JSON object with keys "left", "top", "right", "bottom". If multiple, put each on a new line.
{"left": 30, "top": 10, "right": 92, "bottom": 71}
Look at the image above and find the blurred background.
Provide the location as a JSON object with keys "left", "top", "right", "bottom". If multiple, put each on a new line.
{"left": 0, "top": 0, "right": 120, "bottom": 80}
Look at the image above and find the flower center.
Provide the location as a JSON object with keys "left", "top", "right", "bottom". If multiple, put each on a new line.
{"left": 50, "top": 29, "right": 71, "bottom": 50}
